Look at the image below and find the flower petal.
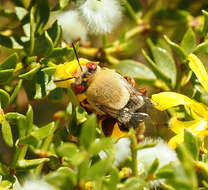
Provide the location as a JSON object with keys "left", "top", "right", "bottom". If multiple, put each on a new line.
{"left": 168, "top": 120, "right": 208, "bottom": 149}
{"left": 111, "top": 123, "right": 129, "bottom": 140}
{"left": 188, "top": 54, "right": 208, "bottom": 93}
{"left": 152, "top": 92, "right": 208, "bottom": 118}
{"left": 168, "top": 133, "right": 184, "bottom": 149}
{"left": 190, "top": 120, "right": 208, "bottom": 135}
{"left": 170, "top": 117, "right": 200, "bottom": 134}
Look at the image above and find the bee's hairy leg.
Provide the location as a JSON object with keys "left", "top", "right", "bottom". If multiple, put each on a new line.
{"left": 138, "top": 88, "right": 147, "bottom": 95}
{"left": 123, "top": 76, "right": 136, "bottom": 87}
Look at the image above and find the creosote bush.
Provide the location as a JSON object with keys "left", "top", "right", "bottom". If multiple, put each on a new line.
{"left": 0, "top": 0, "right": 208, "bottom": 190}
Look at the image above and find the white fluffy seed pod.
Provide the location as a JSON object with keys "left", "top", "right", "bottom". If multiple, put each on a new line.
{"left": 137, "top": 139, "right": 178, "bottom": 171}
{"left": 114, "top": 138, "right": 178, "bottom": 188}
{"left": 114, "top": 137, "right": 178, "bottom": 169}
{"left": 79, "top": 0, "right": 123, "bottom": 35}
{"left": 57, "top": 10, "right": 88, "bottom": 43}
{"left": 15, "top": 179, "right": 55, "bottom": 190}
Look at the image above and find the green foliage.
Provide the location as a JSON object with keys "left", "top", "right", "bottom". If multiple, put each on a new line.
{"left": 0, "top": 0, "right": 208, "bottom": 190}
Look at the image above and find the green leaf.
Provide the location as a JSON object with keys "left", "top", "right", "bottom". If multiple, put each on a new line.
{"left": 181, "top": 28, "right": 196, "bottom": 54}
{"left": 202, "top": 10, "right": 208, "bottom": 36}
{"left": 45, "top": 167, "right": 77, "bottom": 190}
{"left": 0, "top": 89, "right": 10, "bottom": 109}
{"left": 47, "top": 21, "right": 62, "bottom": 47}
{"left": 10, "top": 79, "right": 23, "bottom": 103}
{"left": 80, "top": 114, "right": 97, "bottom": 149}
{"left": 66, "top": 88, "right": 79, "bottom": 106}
{"left": 147, "top": 158, "right": 159, "bottom": 176}
{"left": 35, "top": 71, "right": 56, "bottom": 99}
{"left": 26, "top": 104, "right": 33, "bottom": 134}
{"left": 89, "top": 138, "right": 113, "bottom": 156}
{"left": 184, "top": 129, "right": 199, "bottom": 160}
{"left": 19, "top": 63, "right": 41, "bottom": 80}
{"left": 154, "top": 9, "right": 189, "bottom": 22}
{"left": 17, "top": 115, "right": 28, "bottom": 138}
{"left": 0, "top": 53, "right": 18, "bottom": 70}
{"left": 156, "top": 164, "right": 175, "bottom": 179}
{"left": 111, "top": 60, "right": 156, "bottom": 81}
{"left": 0, "top": 69, "right": 14, "bottom": 84}
{"left": 1, "top": 119, "right": 13, "bottom": 147}
{"left": 41, "top": 67, "right": 56, "bottom": 76}
{"left": 71, "top": 152, "right": 88, "bottom": 166}
{"left": 48, "top": 88, "right": 63, "bottom": 101}
{"left": 57, "top": 143, "right": 79, "bottom": 159}
{"left": 68, "top": 103, "right": 78, "bottom": 136}
{"left": 176, "top": 144, "right": 198, "bottom": 189}
{"left": 0, "top": 162, "right": 9, "bottom": 176}
{"left": 5, "top": 112, "right": 26, "bottom": 125}
{"left": 164, "top": 35, "right": 187, "bottom": 61}
{"left": 50, "top": 47, "right": 73, "bottom": 58}
{"left": 33, "top": 32, "right": 54, "bottom": 56}
{"left": 142, "top": 49, "right": 172, "bottom": 88}
{"left": 34, "top": 0, "right": 50, "bottom": 34}
{"left": 148, "top": 41, "right": 177, "bottom": 88}
{"left": 76, "top": 106, "right": 88, "bottom": 124}
{"left": 29, "top": 6, "right": 35, "bottom": 55}
{"left": 194, "top": 40, "right": 208, "bottom": 55}
{"left": 103, "top": 168, "right": 119, "bottom": 190}
{"left": 86, "top": 158, "right": 113, "bottom": 181}
{"left": 19, "top": 122, "right": 55, "bottom": 146}
{"left": 17, "top": 158, "right": 49, "bottom": 168}
{"left": 120, "top": 177, "right": 145, "bottom": 190}
{"left": 0, "top": 35, "right": 13, "bottom": 48}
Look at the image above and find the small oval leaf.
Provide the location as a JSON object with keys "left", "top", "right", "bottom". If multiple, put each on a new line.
{"left": 148, "top": 43, "right": 177, "bottom": 88}
{"left": 0, "top": 89, "right": 10, "bottom": 109}
{"left": 1, "top": 119, "right": 13, "bottom": 147}
{"left": 0, "top": 69, "right": 14, "bottom": 84}
{"left": 111, "top": 60, "right": 156, "bottom": 81}
{"left": 0, "top": 53, "right": 18, "bottom": 70}
{"left": 181, "top": 28, "right": 196, "bottom": 54}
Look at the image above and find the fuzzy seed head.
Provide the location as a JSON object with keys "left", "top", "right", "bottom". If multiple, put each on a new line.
{"left": 79, "top": 0, "right": 122, "bottom": 34}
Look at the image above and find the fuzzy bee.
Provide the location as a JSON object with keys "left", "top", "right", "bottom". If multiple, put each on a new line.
{"left": 54, "top": 44, "right": 166, "bottom": 135}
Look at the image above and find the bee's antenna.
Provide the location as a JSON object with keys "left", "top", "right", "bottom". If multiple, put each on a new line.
{"left": 54, "top": 77, "right": 76, "bottom": 82}
{"left": 72, "top": 43, "right": 83, "bottom": 72}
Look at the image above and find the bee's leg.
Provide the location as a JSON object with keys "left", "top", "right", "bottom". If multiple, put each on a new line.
{"left": 124, "top": 76, "right": 136, "bottom": 87}
{"left": 138, "top": 88, "right": 147, "bottom": 95}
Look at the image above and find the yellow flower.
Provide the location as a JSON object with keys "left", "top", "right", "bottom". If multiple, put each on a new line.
{"left": 152, "top": 53, "right": 208, "bottom": 149}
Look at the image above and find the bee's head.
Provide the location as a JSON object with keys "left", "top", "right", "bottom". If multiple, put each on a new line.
{"left": 54, "top": 43, "right": 99, "bottom": 91}
{"left": 74, "top": 62, "right": 99, "bottom": 93}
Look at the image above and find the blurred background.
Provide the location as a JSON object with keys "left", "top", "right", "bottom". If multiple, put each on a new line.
{"left": 0, "top": 0, "right": 208, "bottom": 163}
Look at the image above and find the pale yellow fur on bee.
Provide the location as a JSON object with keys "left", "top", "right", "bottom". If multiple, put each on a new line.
{"left": 86, "top": 69, "right": 130, "bottom": 110}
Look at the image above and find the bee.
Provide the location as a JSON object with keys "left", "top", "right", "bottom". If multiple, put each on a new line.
{"left": 54, "top": 44, "right": 166, "bottom": 134}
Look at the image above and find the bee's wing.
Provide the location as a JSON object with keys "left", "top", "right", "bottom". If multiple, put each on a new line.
{"left": 138, "top": 97, "right": 169, "bottom": 136}
{"left": 96, "top": 101, "right": 149, "bottom": 130}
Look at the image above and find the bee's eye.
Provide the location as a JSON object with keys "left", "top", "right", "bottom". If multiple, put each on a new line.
{"left": 74, "top": 82, "right": 87, "bottom": 93}
{"left": 86, "top": 62, "right": 97, "bottom": 71}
